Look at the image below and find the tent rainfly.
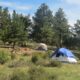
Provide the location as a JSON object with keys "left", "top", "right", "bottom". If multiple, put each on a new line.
{"left": 51, "top": 48, "right": 77, "bottom": 63}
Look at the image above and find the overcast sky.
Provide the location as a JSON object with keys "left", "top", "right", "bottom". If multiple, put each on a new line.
{"left": 0, "top": 0, "right": 80, "bottom": 26}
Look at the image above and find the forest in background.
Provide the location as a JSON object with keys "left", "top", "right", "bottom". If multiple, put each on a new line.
{"left": 0, "top": 3, "right": 80, "bottom": 48}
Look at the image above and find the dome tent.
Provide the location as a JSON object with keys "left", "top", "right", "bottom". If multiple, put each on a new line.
{"left": 37, "top": 43, "right": 47, "bottom": 51}
{"left": 51, "top": 48, "right": 77, "bottom": 63}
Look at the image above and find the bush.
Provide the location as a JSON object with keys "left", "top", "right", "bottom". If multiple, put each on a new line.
{"left": 32, "top": 51, "right": 48, "bottom": 59}
{"left": 36, "top": 59, "right": 49, "bottom": 66}
{"left": 0, "top": 51, "right": 10, "bottom": 64}
{"left": 27, "top": 66, "right": 57, "bottom": 80}
{"left": 8, "top": 59, "right": 33, "bottom": 68}
{"left": 0, "top": 72, "right": 11, "bottom": 80}
{"left": 46, "top": 50, "right": 53, "bottom": 58}
{"left": 47, "top": 60, "right": 62, "bottom": 67}
{"left": 31, "top": 55, "right": 38, "bottom": 63}
{"left": 35, "top": 59, "right": 62, "bottom": 67}
{"left": 31, "top": 51, "right": 48, "bottom": 64}
{"left": 8, "top": 55, "right": 34, "bottom": 68}
{"left": 11, "top": 53, "right": 16, "bottom": 60}
{"left": 10, "top": 66, "right": 57, "bottom": 80}
{"left": 8, "top": 60, "right": 21, "bottom": 68}
{"left": 10, "top": 69, "right": 27, "bottom": 80}
{"left": 31, "top": 51, "right": 51, "bottom": 66}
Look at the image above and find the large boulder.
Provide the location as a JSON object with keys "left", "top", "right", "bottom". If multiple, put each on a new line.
{"left": 37, "top": 43, "right": 48, "bottom": 51}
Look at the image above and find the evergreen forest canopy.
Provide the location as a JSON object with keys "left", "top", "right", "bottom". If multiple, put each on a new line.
{"left": 0, "top": 3, "right": 80, "bottom": 48}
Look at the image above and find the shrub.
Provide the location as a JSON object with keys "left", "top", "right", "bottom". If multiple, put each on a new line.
{"left": 27, "top": 66, "right": 57, "bottom": 80}
{"left": 0, "top": 51, "right": 10, "bottom": 64}
{"left": 31, "top": 52, "right": 47, "bottom": 64}
{"left": 31, "top": 55, "right": 38, "bottom": 63}
{"left": 8, "top": 60, "right": 30, "bottom": 68}
{"left": 11, "top": 53, "right": 16, "bottom": 60}
{"left": 31, "top": 51, "right": 50, "bottom": 66}
{"left": 8, "top": 60, "right": 21, "bottom": 68}
{"left": 46, "top": 50, "right": 52, "bottom": 58}
{"left": 31, "top": 51, "right": 62, "bottom": 68}
{"left": 8, "top": 57, "right": 34, "bottom": 68}
{"left": 47, "top": 60, "right": 62, "bottom": 67}
{"left": 36, "top": 59, "right": 50, "bottom": 66}
{"left": 10, "top": 69, "right": 27, "bottom": 80}
{"left": 32, "top": 51, "right": 48, "bottom": 59}
{"left": 35, "top": 59, "right": 62, "bottom": 67}
{"left": 10, "top": 66, "right": 57, "bottom": 80}
{"left": 0, "top": 71, "right": 11, "bottom": 80}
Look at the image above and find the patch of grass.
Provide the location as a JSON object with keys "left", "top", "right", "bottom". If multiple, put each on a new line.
{"left": 7, "top": 56, "right": 32, "bottom": 68}
{"left": 10, "top": 68, "right": 28, "bottom": 80}
{"left": 46, "top": 60, "right": 62, "bottom": 67}
{"left": 0, "top": 50, "right": 11, "bottom": 64}
{"left": 0, "top": 48, "right": 80, "bottom": 80}
{"left": 27, "top": 66, "right": 57, "bottom": 80}
{"left": 0, "top": 66, "right": 12, "bottom": 80}
{"left": 45, "top": 63, "right": 80, "bottom": 80}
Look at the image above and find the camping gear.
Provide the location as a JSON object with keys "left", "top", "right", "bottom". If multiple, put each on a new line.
{"left": 51, "top": 48, "right": 77, "bottom": 63}
{"left": 37, "top": 43, "right": 47, "bottom": 51}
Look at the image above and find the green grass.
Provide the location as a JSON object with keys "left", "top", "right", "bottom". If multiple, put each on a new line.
{"left": 44, "top": 63, "right": 80, "bottom": 80}
{"left": 1, "top": 61, "right": 80, "bottom": 80}
{"left": 0, "top": 48, "right": 80, "bottom": 80}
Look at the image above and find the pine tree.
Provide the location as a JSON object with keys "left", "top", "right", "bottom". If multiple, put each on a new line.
{"left": 53, "top": 8, "right": 70, "bottom": 47}
{"left": 1, "top": 7, "right": 11, "bottom": 42}
{"left": 32, "top": 3, "right": 54, "bottom": 44}
{"left": 74, "top": 20, "right": 80, "bottom": 38}
{"left": 1, "top": 10, "right": 31, "bottom": 48}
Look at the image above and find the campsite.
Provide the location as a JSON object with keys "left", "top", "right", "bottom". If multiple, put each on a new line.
{"left": 0, "top": 43, "right": 80, "bottom": 80}
{"left": 0, "top": 0, "right": 80, "bottom": 80}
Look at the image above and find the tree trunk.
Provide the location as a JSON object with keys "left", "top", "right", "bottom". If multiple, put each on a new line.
{"left": 59, "top": 33, "right": 63, "bottom": 47}
{"left": 12, "top": 42, "right": 16, "bottom": 49}
{"left": 11, "top": 42, "right": 16, "bottom": 54}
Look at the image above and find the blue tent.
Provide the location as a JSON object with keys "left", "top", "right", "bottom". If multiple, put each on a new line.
{"left": 52, "top": 48, "right": 75, "bottom": 57}
{"left": 51, "top": 48, "right": 77, "bottom": 63}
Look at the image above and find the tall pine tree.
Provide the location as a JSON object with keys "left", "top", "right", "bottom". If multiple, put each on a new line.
{"left": 32, "top": 3, "right": 54, "bottom": 44}
{"left": 53, "top": 8, "right": 70, "bottom": 47}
